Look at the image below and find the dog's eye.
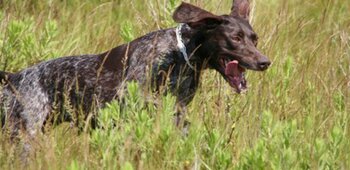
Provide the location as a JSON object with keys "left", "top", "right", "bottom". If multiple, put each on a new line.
{"left": 232, "top": 36, "right": 241, "bottom": 43}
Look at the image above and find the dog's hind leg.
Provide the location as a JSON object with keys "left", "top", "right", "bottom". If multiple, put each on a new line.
{"left": 3, "top": 85, "right": 52, "bottom": 162}
{"left": 20, "top": 90, "right": 51, "bottom": 161}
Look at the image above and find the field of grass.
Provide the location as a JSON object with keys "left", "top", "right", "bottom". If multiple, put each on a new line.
{"left": 0, "top": 0, "right": 349, "bottom": 169}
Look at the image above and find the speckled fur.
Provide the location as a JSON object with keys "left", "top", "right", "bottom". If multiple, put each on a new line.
{"left": 0, "top": 24, "right": 204, "bottom": 138}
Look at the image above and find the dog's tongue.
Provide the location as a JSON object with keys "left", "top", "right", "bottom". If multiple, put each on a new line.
{"left": 225, "top": 60, "right": 240, "bottom": 77}
{"left": 225, "top": 60, "right": 247, "bottom": 93}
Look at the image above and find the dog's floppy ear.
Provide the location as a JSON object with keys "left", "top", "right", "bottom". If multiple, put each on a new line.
{"left": 231, "top": 0, "right": 250, "bottom": 21}
{"left": 173, "top": 2, "right": 223, "bottom": 29}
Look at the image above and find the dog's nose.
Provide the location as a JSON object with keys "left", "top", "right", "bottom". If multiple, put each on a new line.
{"left": 258, "top": 59, "right": 271, "bottom": 71}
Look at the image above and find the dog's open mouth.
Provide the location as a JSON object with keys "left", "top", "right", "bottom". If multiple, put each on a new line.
{"left": 220, "top": 59, "right": 247, "bottom": 93}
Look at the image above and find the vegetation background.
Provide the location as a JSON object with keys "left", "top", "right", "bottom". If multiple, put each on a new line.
{"left": 0, "top": 0, "right": 349, "bottom": 169}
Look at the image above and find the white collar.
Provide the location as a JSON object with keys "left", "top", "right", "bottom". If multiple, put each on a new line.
{"left": 175, "top": 23, "right": 195, "bottom": 70}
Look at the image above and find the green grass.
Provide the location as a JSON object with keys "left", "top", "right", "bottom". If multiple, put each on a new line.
{"left": 0, "top": 0, "right": 349, "bottom": 169}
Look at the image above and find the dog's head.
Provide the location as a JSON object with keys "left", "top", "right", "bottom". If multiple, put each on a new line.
{"left": 173, "top": 0, "right": 270, "bottom": 93}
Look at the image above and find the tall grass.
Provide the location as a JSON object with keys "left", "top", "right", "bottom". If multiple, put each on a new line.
{"left": 0, "top": 0, "right": 349, "bottom": 169}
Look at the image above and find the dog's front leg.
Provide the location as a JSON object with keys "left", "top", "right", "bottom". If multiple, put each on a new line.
{"left": 174, "top": 103, "right": 191, "bottom": 135}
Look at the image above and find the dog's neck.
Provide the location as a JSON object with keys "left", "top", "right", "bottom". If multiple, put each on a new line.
{"left": 174, "top": 24, "right": 211, "bottom": 70}
{"left": 176, "top": 23, "right": 195, "bottom": 70}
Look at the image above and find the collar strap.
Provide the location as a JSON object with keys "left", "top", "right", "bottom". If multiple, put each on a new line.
{"left": 176, "top": 23, "right": 195, "bottom": 70}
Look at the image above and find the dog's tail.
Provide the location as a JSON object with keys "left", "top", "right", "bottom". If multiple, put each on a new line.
{"left": 0, "top": 71, "right": 9, "bottom": 128}
{"left": 0, "top": 71, "right": 11, "bottom": 84}
{"left": 0, "top": 71, "right": 11, "bottom": 128}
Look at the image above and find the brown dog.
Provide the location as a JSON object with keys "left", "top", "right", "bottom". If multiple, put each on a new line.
{"left": 0, "top": 0, "right": 269, "bottom": 141}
